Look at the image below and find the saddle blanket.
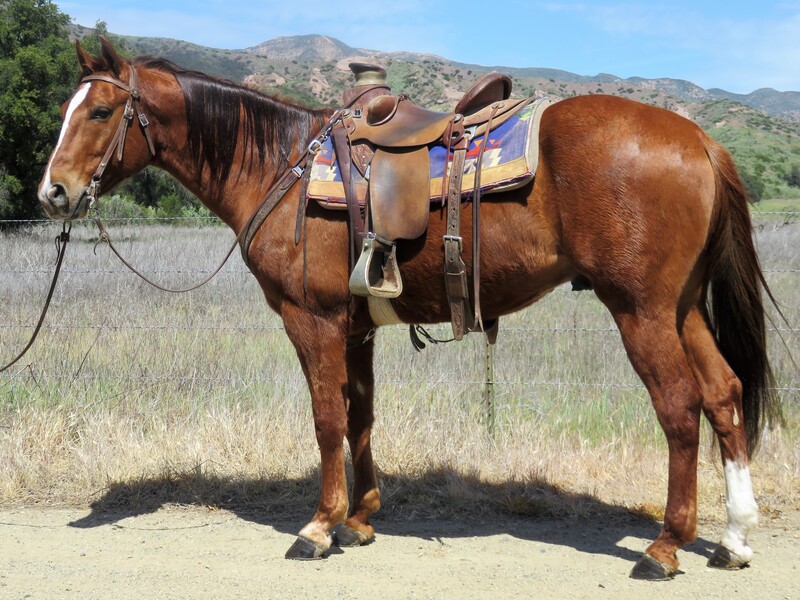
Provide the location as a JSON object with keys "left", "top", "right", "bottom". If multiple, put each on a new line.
{"left": 307, "top": 98, "right": 549, "bottom": 208}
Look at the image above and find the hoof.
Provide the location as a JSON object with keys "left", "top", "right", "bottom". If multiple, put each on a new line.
{"left": 332, "top": 523, "right": 371, "bottom": 548}
{"left": 285, "top": 536, "right": 326, "bottom": 560}
{"left": 630, "top": 554, "right": 677, "bottom": 581}
{"left": 707, "top": 545, "right": 750, "bottom": 570}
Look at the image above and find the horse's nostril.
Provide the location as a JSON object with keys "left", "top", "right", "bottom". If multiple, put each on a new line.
{"left": 47, "top": 183, "right": 67, "bottom": 202}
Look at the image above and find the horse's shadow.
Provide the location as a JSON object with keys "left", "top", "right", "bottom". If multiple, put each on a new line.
{"left": 67, "top": 467, "right": 717, "bottom": 563}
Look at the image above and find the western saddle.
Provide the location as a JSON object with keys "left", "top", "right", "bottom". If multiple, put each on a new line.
{"left": 333, "top": 63, "right": 537, "bottom": 340}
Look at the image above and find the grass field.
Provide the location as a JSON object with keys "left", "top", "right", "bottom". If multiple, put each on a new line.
{"left": 0, "top": 215, "right": 797, "bottom": 524}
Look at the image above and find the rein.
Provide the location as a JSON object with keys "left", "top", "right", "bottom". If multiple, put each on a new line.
{"left": 0, "top": 224, "right": 71, "bottom": 373}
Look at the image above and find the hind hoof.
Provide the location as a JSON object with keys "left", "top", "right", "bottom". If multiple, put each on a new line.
{"left": 285, "top": 536, "right": 326, "bottom": 560}
{"left": 630, "top": 554, "right": 677, "bottom": 581}
{"left": 707, "top": 545, "right": 751, "bottom": 570}
{"left": 332, "top": 523, "right": 372, "bottom": 547}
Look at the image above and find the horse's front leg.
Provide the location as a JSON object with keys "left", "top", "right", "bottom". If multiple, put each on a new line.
{"left": 282, "top": 304, "right": 350, "bottom": 560}
{"left": 333, "top": 335, "right": 381, "bottom": 548}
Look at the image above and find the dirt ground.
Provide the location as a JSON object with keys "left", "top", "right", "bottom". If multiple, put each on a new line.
{"left": 0, "top": 505, "right": 798, "bottom": 600}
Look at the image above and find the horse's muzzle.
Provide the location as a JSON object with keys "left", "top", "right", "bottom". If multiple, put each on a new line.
{"left": 38, "top": 183, "right": 90, "bottom": 220}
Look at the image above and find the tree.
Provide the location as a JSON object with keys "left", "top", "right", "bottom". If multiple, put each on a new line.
{"left": 739, "top": 170, "right": 764, "bottom": 203}
{"left": 784, "top": 163, "right": 800, "bottom": 188}
{"left": 0, "top": 0, "right": 77, "bottom": 221}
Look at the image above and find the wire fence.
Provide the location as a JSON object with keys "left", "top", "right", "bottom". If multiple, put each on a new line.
{"left": 1, "top": 213, "right": 798, "bottom": 397}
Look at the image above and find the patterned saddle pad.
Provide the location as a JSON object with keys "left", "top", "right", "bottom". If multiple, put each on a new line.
{"left": 307, "top": 98, "right": 550, "bottom": 208}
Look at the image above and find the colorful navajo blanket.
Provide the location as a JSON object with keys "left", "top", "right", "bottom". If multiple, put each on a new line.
{"left": 307, "top": 98, "right": 550, "bottom": 208}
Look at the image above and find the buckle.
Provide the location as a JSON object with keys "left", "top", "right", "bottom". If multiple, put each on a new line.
{"left": 443, "top": 234, "right": 463, "bottom": 252}
{"left": 308, "top": 139, "right": 324, "bottom": 154}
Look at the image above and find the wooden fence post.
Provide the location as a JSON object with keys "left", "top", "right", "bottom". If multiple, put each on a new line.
{"left": 483, "top": 335, "right": 496, "bottom": 434}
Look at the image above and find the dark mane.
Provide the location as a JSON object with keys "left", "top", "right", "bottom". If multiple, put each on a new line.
{"left": 134, "top": 56, "right": 327, "bottom": 191}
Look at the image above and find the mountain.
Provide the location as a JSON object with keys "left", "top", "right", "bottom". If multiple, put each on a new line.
{"left": 73, "top": 30, "right": 800, "bottom": 201}
{"left": 708, "top": 88, "right": 800, "bottom": 123}
{"left": 241, "top": 35, "right": 800, "bottom": 121}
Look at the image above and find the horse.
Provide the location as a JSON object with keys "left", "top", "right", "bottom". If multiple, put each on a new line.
{"left": 37, "top": 37, "right": 781, "bottom": 580}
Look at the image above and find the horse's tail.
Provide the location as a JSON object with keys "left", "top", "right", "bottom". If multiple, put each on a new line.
{"left": 702, "top": 134, "right": 782, "bottom": 457}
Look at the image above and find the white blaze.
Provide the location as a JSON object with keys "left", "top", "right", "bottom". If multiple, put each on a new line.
{"left": 39, "top": 83, "right": 91, "bottom": 195}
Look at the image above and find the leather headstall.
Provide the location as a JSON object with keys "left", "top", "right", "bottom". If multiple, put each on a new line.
{"left": 80, "top": 67, "right": 157, "bottom": 207}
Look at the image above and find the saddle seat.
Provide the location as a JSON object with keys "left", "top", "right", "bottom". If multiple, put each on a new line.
{"left": 348, "top": 72, "right": 515, "bottom": 149}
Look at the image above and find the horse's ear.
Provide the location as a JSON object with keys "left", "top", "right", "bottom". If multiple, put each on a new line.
{"left": 76, "top": 40, "right": 100, "bottom": 77}
{"left": 99, "top": 36, "right": 125, "bottom": 77}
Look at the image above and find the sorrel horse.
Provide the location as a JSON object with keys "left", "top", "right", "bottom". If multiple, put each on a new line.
{"left": 37, "top": 38, "right": 780, "bottom": 580}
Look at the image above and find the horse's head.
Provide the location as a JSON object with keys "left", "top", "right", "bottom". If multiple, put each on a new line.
{"left": 38, "top": 37, "right": 156, "bottom": 220}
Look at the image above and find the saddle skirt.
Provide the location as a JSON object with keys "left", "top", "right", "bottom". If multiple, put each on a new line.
{"left": 307, "top": 97, "right": 552, "bottom": 209}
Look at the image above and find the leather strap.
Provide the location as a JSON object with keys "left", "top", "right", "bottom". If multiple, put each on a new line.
{"left": 0, "top": 225, "right": 71, "bottom": 372}
{"left": 332, "top": 123, "right": 366, "bottom": 267}
{"left": 443, "top": 116, "right": 474, "bottom": 340}
{"left": 470, "top": 103, "right": 501, "bottom": 333}
{"left": 240, "top": 158, "right": 310, "bottom": 267}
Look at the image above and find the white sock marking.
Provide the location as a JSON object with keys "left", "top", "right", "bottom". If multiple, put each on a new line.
{"left": 721, "top": 460, "right": 758, "bottom": 561}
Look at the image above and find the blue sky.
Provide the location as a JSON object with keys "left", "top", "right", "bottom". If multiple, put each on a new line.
{"left": 58, "top": 1, "right": 800, "bottom": 94}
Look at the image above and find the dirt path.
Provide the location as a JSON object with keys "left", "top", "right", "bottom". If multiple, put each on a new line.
{"left": 1, "top": 506, "right": 798, "bottom": 599}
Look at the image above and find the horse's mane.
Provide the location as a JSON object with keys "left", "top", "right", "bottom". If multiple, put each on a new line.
{"left": 134, "top": 56, "right": 326, "bottom": 192}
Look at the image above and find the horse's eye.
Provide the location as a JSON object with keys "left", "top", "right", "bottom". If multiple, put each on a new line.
{"left": 91, "top": 107, "right": 113, "bottom": 121}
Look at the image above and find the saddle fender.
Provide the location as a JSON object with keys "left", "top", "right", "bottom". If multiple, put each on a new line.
{"left": 370, "top": 146, "right": 431, "bottom": 241}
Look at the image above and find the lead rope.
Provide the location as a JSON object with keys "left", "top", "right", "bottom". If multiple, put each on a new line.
{"left": 0, "top": 223, "right": 71, "bottom": 373}
{"left": 92, "top": 214, "right": 242, "bottom": 293}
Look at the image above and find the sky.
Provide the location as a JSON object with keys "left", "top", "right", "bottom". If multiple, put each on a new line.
{"left": 57, "top": 1, "right": 800, "bottom": 94}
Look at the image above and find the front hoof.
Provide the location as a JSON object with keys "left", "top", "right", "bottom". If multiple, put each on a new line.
{"left": 285, "top": 536, "right": 327, "bottom": 560}
{"left": 707, "top": 545, "right": 751, "bottom": 570}
{"left": 332, "top": 523, "right": 372, "bottom": 547}
{"left": 630, "top": 554, "right": 677, "bottom": 581}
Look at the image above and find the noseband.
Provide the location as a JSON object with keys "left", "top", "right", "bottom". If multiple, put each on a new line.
{"left": 81, "top": 67, "right": 157, "bottom": 206}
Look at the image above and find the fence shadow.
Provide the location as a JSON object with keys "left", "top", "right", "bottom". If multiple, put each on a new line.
{"left": 67, "top": 467, "right": 717, "bottom": 563}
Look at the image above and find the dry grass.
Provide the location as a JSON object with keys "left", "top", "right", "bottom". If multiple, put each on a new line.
{"left": 0, "top": 217, "right": 798, "bottom": 525}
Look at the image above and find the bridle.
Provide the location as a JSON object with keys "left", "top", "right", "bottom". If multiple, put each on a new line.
{"left": 81, "top": 66, "right": 157, "bottom": 208}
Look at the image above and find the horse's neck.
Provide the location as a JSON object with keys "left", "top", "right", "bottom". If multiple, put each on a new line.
{"left": 152, "top": 116, "right": 290, "bottom": 234}
{"left": 143, "top": 67, "right": 321, "bottom": 233}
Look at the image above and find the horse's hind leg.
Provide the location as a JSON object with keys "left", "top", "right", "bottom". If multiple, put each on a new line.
{"left": 609, "top": 309, "right": 703, "bottom": 580}
{"left": 333, "top": 335, "right": 381, "bottom": 547}
{"left": 681, "top": 306, "right": 757, "bottom": 569}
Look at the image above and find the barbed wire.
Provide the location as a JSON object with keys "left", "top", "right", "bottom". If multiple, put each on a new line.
{"left": 1, "top": 370, "right": 797, "bottom": 392}
{"left": 1, "top": 218, "right": 797, "bottom": 396}
{"left": 0, "top": 323, "right": 798, "bottom": 334}
{"left": 1, "top": 210, "right": 799, "bottom": 226}
{"left": 3, "top": 267, "right": 798, "bottom": 275}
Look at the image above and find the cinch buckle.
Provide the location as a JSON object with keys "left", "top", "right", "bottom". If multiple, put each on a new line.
{"left": 308, "top": 139, "right": 324, "bottom": 155}
{"left": 443, "top": 234, "right": 463, "bottom": 252}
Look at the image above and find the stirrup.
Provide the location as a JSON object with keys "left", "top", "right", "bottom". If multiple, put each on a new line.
{"left": 349, "top": 233, "right": 403, "bottom": 298}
